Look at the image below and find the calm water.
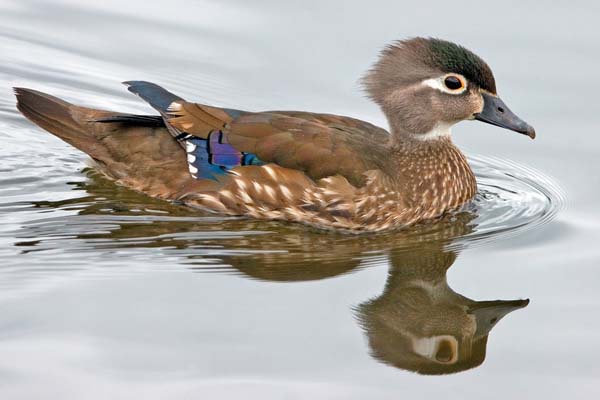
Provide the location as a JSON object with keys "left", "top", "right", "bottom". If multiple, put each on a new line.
{"left": 1, "top": 0, "right": 599, "bottom": 398}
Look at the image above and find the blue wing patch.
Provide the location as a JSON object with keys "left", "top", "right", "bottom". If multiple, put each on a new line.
{"left": 185, "top": 131, "right": 264, "bottom": 180}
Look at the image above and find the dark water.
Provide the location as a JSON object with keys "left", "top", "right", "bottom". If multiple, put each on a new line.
{"left": 1, "top": 0, "right": 598, "bottom": 398}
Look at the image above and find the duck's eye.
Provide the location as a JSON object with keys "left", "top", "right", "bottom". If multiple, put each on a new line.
{"left": 444, "top": 76, "right": 463, "bottom": 91}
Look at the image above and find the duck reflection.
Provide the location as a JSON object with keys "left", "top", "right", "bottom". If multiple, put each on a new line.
{"left": 356, "top": 244, "right": 528, "bottom": 374}
{"left": 16, "top": 169, "right": 529, "bottom": 374}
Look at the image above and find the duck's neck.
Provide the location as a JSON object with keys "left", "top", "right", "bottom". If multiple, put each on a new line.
{"left": 388, "top": 131, "right": 477, "bottom": 213}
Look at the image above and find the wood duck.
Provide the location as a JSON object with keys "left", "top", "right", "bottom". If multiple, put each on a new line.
{"left": 15, "top": 37, "right": 535, "bottom": 232}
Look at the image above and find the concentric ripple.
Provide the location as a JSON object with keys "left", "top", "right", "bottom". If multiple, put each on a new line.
{"left": 456, "top": 154, "right": 565, "bottom": 247}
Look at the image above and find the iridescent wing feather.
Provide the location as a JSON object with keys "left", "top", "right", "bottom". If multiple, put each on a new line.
{"left": 169, "top": 103, "right": 391, "bottom": 186}
{"left": 124, "top": 81, "right": 391, "bottom": 187}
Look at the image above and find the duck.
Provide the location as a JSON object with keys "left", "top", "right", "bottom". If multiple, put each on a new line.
{"left": 14, "top": 37, "right": 535, "bottom": 233}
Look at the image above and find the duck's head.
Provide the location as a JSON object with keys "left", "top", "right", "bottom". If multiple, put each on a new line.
{"left": 362, "top": 37, "right": 535, "bottom": 140}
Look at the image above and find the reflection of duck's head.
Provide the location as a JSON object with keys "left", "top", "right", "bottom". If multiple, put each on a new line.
{"left": 356, "top": 246, "right": 528, "bottom": 375}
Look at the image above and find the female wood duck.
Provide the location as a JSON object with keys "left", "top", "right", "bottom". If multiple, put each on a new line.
{"left": 15, "top": 37, "right": 535, "bottom": 232}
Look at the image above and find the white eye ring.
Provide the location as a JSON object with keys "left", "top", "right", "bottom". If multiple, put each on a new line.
{"left": 422, "top": 74, "right": 467, "bottom": 95}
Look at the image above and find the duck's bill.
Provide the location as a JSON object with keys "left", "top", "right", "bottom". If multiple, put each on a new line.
{"left": 474, "top": 92, "right": 536, "bottom": 139}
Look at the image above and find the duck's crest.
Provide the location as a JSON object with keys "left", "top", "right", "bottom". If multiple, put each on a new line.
{"left": 424, "top": 37, "right": 496, "bottom": 94}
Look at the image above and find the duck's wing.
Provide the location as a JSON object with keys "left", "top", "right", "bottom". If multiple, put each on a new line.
{"left": 223, "top": 111, "right": 391, "bottom": 186}
{"left": 168, "top": 105, "right": 391, "bottom": 187}
{"left": 125, "top": 81, "right": 391, "bottom": 186}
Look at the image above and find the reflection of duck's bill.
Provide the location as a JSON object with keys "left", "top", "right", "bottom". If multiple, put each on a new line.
{"left": 468, "top": 298, "right": 530, "bottom": 338}
{"left": 474, "top": 92, "right": 536, "bottom": 139}
{"left": 468, "top": 298, "right": 530, "bottom": 312}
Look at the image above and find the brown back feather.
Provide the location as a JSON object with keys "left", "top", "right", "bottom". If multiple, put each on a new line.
{"left": 165, "top": 101, "right": 392, "bottom": 186}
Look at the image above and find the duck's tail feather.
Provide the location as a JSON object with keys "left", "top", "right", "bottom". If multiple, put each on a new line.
{"left": 14, "top": 87, "right": 107, "bottom": 158}
{"left": 14, "top": 87, "right": 214, "bottom": 199}
{"left": 94, "top": 114, "right": 165, "bottom": 127}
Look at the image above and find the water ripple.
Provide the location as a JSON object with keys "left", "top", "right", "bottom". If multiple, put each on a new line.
{"left": 0, "top": 4, "right": 565, "bottom": 290}
{"left": 0, "top": 157, "right": 563, "bottom": 278}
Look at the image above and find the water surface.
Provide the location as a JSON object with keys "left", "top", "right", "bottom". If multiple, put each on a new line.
{"left": 0, "top": 1, "right": 599, "bottom": 399}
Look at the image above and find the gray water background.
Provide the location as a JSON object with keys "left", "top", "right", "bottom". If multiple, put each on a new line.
{"left": 0, "top": 0, "right": 598, "bottom": 398}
